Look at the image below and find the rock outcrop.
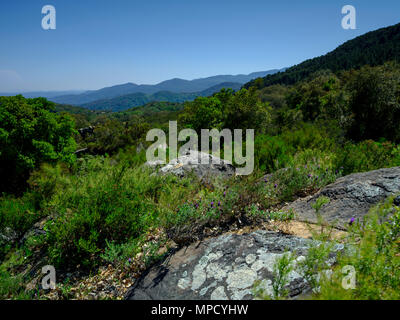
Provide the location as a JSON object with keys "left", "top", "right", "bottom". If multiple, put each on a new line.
{"left": 285, "top": 167, "right": 400, "bottom": 229}
{"left": 0, "top": 227, "right": 18, "bottom": 246}
{"left": 146, "top": 150, "right": 235, "bottom": 179}
{"left": 125, "top": 230, "right": 343, "bottom": 300}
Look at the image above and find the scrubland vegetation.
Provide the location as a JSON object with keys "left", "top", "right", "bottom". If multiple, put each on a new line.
{"left": 1, "top": 47, "right": 400, "bottom": 299}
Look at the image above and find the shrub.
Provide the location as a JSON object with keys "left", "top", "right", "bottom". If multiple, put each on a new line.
{"left": 254, "top": 135, "right": 294, "bottom": 172}
{"left": 334, "top": 140, "right": 400, "bottom": 175}
{"left": 45, "top": 158, "right": 201, "bottom": 269}
{"left": 265, "top": 165, "right": 339, "bottom": 204}
{"left": 0, "top": 194, "right": 40, "bottom": 238}
{"left": 271, "top": 253, "right": 295, "bottom": 299}
{"left": 315, "top": 197, "right": 400, "bottom": 300}
{"left": 46, "top": 164, "right": 159, "bottom": 268}
{"left": 0, "top": 269, "right": 31, "bottom": 300}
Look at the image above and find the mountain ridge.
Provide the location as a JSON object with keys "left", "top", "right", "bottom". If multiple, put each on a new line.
{"left": 80, "top": 82, "right": 243, "bottom": 112}
{"left": 51, "top": 69, "right": 285, "bottom": 106}
{"left": 245, "top": 22, "right": 400, "bottom": 89}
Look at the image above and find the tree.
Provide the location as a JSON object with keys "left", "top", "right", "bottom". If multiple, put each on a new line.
{"left": 346, "top": 63, "right": 400, "bottom": 142}
{"left": 179, "top": 96, "right": 224, "bottom": 132}
{"left": 0, "top": 95, "right": 77, "bottom": 194}
{"left": 224, "top": 88, "right": 272, "bottom": 132}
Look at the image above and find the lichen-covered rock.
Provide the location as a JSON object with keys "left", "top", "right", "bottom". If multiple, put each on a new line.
{"left": 19, "top": 217, "right": 49, "bottom": 246}
{"left": 125, "top": 231, "right": 343, "bottom": 300}
{"left": 284, "top": 166, "right": 400, "bottom": 229}
{"left": 0, "top": 227, "right": 18, "bottom": 245}
{"left": 146, "top": 150, "right": 235, "bottom": 179}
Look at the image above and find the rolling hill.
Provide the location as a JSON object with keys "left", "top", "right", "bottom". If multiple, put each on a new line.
{"left": 80, "top": 82, "right": 243, "bottom": 111}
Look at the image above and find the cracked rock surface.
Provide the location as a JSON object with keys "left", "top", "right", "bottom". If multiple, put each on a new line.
{"left": 284, "top": 167, "right": 400, "bottom": 229}
{"left": 125, "top": 231, "right": 342, "bottom": 300}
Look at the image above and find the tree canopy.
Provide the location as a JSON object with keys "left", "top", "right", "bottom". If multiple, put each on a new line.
{"left": 0, "top": 95, "right": 77, "bottom": 193}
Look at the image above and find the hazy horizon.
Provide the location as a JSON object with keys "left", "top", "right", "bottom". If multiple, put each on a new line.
{"left": 0, "top": 69, "right": 283, "bottom": 94}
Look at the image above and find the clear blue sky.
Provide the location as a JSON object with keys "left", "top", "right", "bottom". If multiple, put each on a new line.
{"left": 1, "top": 0, "right": 399, "bottom": 91}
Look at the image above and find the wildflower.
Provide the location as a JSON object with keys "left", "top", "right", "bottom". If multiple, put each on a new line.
{"left": 349, "top": 217, "right": 355, "bottom": 225}
{"left": 128, "top": 258, "right": 132, "bottom": 263}
{"left": 218, "top": 201, "right": 221, "bottom": 206}
{"left": 308, "top": 174, "right": 312, "bottom": 178}
{"left": 211, "top": 201, "right": 214, "bottom": 207}
{"left": 274, "top": 184, "right": 278, "bottom": 188}
{"left": 223, "top": 191, "right": 226, "bottom": 197}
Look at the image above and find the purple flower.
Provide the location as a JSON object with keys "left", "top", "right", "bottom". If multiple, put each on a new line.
{"left": 223, "top": 191, "right": 226, "bottom": 197}
{"left": 308, "top": 174, "right": 312, "bottom": 178}
{"left": 274, "top": 184, "right": 278, "bottom": 188}
{"left": 218, "top": 201, "right": 221, "bottom": 206}
{"left": 211, "top": 202, "right": 214, "bottom": 207}
{"left": 349, "top": 218, "right": 355, "bottom": 225}
{"left": 128, "top": 258, "right": 132, "bottom": 263}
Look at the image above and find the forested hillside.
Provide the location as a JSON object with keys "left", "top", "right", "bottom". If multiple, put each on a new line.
{"left": 245, "top": 22, "right": 400, "bottom": 89}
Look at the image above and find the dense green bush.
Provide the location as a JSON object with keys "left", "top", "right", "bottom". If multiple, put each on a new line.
{"left": 315, "top": 198, "right": 400, "bottom": 300}
{"left": 254, "top": 124, "right": 338, "bottom": 173}
{"left": 0, "top": 194, "right": 40, "bottom": 237}
{"left": 334, "top": 140, "right": 400, "bottom": 175}
{"left": 46, "top": 165, "right": 157, "bottom": 268}
{"left": 254, "top": 135, "right": 293, "bottom": 172}
{"left": 0, "top": 95, "right": 76, "bottom": 194}
{"left": 44, "top": 157, "right": 202, "bottom": 268}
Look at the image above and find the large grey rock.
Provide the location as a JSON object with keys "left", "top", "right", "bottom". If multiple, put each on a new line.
{"left": 19, "top": 217, "right": 48, "bottom": 246}
{"left": 125, "top": 231, "right": 342, "bottom": 300}
{"left": 285, "top": 167, "right": 400, "bottom": 229}
{"left": 0, "top": 227, "right": 18, "bottom": 244}
{"left": 146, "top": 150, "right": 235, "bottom": 179}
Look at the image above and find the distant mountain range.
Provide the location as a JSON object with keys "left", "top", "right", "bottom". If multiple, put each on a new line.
{"left": 80, "top": 82, "right": 244, "bottom": 112}
{"left": 245, "top": 22, "right": 400, "bottom": 89}
{"left": 50, "top": 69, "right": 285, "bottom": 107}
